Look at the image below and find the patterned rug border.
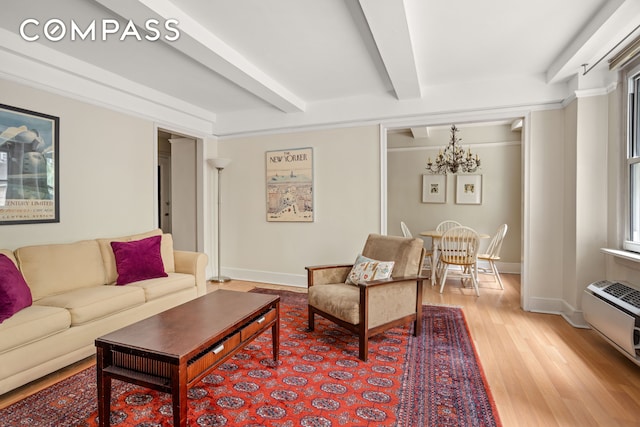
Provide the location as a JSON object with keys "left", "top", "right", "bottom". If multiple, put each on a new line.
{"left": 0, "top": 288, "right": 502, "bottom": 426}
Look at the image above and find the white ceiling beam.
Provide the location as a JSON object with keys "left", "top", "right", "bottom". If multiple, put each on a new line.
{"left": 358, "top": 0, "right": 421, "bottom": 100}
{"left": 95, "top": 0, "right": 306, "bottom": 113}
{"left": 0, "top": 27, "right": 216, "bottom": 132}
{"left": 546, "top": 0, "right": 639, "bottom": 84}
{"left": 410, "top": 127, "right": 430, "bottom": 139}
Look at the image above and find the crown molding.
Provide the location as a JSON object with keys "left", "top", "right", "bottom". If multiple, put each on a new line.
{"left": 0, "top": 28, "right": 215, "bottom": 134}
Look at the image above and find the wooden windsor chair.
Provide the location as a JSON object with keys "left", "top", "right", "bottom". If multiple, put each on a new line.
{"left": 438, "top": 226, "right": 481, "bottom": 296}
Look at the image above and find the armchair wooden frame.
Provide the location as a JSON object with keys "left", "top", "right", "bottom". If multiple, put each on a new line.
{"left": 306, "top": 264, "right": 427, "bottom": 361}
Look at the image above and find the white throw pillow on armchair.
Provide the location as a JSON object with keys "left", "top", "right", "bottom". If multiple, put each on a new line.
{"left": 345, "top": 254, "right": 394, "bottom": 285}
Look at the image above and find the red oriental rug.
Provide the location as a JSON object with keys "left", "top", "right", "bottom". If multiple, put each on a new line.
{"left": 0, "top": 289, "right": 501, "bottom": 426}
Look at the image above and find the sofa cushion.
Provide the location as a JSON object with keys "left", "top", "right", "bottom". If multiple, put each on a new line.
{"left": 98, "top": 229, "right": 176, "bottom": 285}
{"left": 126, "top": 272, "right": 196, "bottom": 301}
{"left": 0, "top": 254, "right": 33, "bottom": 323}
{"left": 15, "top": 240, "right": 106, "bottom": 301}
{"left": 36, "top": 286, "right": 146, "bottom": 326}
{"left": 111, "top": 235, "right": 168, "bottom": 285}
{"left": 0, "top": 305, "right": 70, "bottom": 354}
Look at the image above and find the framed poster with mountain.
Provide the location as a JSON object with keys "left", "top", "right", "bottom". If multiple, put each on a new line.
{"left": 266, "top": 147, "right": 313, "bottom": 222}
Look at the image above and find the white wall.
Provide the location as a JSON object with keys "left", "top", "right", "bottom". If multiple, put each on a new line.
{"left": 1, "top": 78, "right": 157, "bottom": 249}
{"left": 170, "top": 137, "right": 197, "bottom": 251}
{"left": 2, "top": 75, "right": 628, "bottom": 328}
{"left": 387, "top": 124, "right": 522, "bottom": 268}
{"left": 563, "top": 100, "right": 578, "bottom": 307}
{"left": 215, "top": 108, "right": 609, "bottom": 327}
{"left": 572, "top": 96, "right": 608, "bottom": 308}
{"left": 525, "top": 109, "right": 567, "bottom": 310}
{"left": 217, "top": 126, "right": 381, "bottom": 287}
{"left": 524, "top": 97, "right": 610, "bottom": 325}
{"left": 556, "top": 95, "right": 609, "bottom": 323}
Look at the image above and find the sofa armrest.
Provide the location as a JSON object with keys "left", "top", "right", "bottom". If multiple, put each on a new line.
{"left": 174, "top": 250, "right": 209, "bottom": 296}
{"left": 305, "top": 264, "right": 353, "bottom": 287}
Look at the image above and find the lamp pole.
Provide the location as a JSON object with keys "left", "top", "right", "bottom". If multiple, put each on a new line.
{"left": 208, "top": 158, "right": 231, "bottom": 282}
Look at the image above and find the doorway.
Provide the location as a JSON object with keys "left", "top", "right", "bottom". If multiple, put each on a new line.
{"left": 383, "top": 119, "right": 525, "bottom": 301}
{"left": 157, "top": 129, "right": 201, "bottom": 252}
{"left": 158, "top": 153, "right": 172, "bottom": 233}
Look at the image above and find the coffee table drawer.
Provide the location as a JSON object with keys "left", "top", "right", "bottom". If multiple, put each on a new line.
{"left": 241, "top": 308, "right": 277, "bottom": 341}
{"left": 187, "top": 331, "right": 241, "bottom": 381}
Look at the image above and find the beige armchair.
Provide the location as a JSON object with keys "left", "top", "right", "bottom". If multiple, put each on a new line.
{"left": 306, "top": 234, "right": 427, "bottom": 361}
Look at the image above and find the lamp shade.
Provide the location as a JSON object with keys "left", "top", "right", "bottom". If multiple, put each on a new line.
{"left": 207, "top": 158, "right": 232, "bottom": 170}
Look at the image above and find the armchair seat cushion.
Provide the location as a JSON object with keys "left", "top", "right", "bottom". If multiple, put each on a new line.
{"left": 308, "top": 284, "right": 359, "bottom": 325}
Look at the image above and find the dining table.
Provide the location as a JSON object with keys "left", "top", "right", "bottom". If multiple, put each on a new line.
{"left": 419, "top": 230, "right": 490, "bottom": 284}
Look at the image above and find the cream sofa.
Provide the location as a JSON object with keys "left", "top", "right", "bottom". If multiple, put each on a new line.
{"left": 0, "top": 229, "right": 208, "bottom": 395}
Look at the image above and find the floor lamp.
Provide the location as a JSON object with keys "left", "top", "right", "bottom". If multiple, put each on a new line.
{"left": 208, "top": 158, "right": 232, "bottom": 283}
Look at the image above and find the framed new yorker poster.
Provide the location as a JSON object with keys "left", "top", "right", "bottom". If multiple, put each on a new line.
{"left": 0, "top": 104, "right": 59, "bottom": 225}
{"left": 266, "top": 147, "right": 314, "bottom": 222}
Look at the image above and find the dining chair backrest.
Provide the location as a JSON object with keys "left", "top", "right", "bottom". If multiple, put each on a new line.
{"left": 400, "top": 221, "right": 413, "bottom": 238}
{"left": 485, "top": 224, "right": 508, "bottom": 258}
{"left": 436, "top": 220, "right": 462, "bottom": 233}
{"left": 439, "top": 226, "right": 480, "bottom": 266}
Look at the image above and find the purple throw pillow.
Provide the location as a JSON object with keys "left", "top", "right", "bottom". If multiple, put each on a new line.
{"left": 110, "top": 235, "right": 168, "bottom": 286}
{"left": 0, "top": 253, "right": 33, "bottom": 323}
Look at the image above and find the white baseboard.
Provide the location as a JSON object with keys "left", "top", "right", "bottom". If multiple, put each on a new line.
{"left": 222, "top": 267, "right": 307, "bottom": 288}
{"left": 223, "top": 263, "right": 522, "bottom": 289}
{"left": 480, "top": 261, "right": 521, "bottom": 274}
{"left": 528, "top": 296, "right": 588, "bottom": 328}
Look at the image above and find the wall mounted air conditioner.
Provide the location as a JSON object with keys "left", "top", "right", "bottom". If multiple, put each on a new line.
{"left": 582, "top": 280, "right": 640, "bottom": 366}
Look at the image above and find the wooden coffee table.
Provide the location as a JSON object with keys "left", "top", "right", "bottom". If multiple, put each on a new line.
{"left": 95, "top": 290, "right": 280, "bottom": 427}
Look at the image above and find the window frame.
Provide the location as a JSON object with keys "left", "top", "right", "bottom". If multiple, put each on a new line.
{"left": 624, "top": 63, "right": 640, "bottom": 253}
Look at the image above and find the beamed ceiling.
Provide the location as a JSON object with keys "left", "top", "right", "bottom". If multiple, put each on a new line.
{"left": 0, "top": 0, "right": 638, "bottom": 137}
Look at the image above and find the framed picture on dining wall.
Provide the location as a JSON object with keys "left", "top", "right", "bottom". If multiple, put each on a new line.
{"left": 422, "top": 174, "right": 446, "bottom": 203}
{"left": 456, "top": 174, "right": 482, "bottom": 205}
{"left": 266, "top": 147, "right": 314, "bottom": 222}
{"left": 0, "top": 103, "right": 60, "bottom": 225}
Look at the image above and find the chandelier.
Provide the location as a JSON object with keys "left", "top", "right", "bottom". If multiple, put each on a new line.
{"left": 426, "top": 125, "right": 480, "bottom": 174}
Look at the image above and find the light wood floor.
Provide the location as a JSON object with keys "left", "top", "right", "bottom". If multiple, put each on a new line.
{"left": 2, "top": 274, "right": 639, "bottom": 426}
